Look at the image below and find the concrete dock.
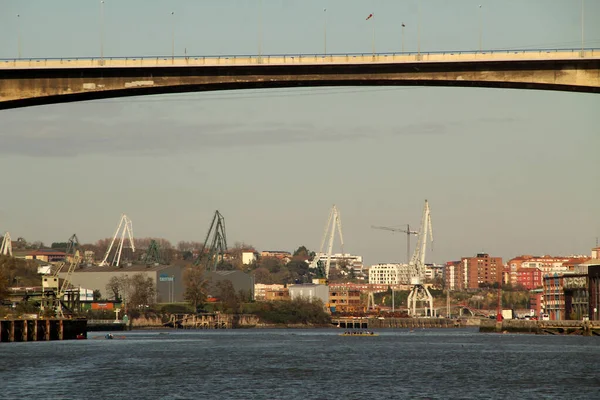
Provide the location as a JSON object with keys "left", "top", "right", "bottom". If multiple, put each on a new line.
{"left": 0, "top": 318, "right": 87, "bottom": 342}
{"left": 479, "top": 319, "right": 600, "bottom": 336}
{"left": 332, "top": 317, "right": 463, "bottom": 329}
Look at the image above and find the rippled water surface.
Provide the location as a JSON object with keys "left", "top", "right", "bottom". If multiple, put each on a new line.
{"left": 1, "top": 328, "right": 599, "bottom": 399}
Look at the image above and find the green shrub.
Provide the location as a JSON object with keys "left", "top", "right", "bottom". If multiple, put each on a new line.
{"left": 252, "top": 298, "right": 331, "bottom": 325}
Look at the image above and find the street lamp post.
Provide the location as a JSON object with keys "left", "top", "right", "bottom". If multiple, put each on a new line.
{"left": 323, "top": 7, "right": 327, "bottom": 56}
{"left": 171, "top": 11, "right": 175, "bottom": 61}
{"left": 417, "top": 0, "right": 421, "bottom": 57}
{"left": 401, "top": 23, "right": 405, "bottom": 53}
{"left": 581, "top": 0, "right": 585, "bottom": 54}
{"left": 478, "top": 5, "right": 482, "bottom": 52}
{"left": 17, "top": 14, "right": 21, "bottom": 59}
{"left": 371, "top": 14, "right": 375, "bottom": 56}
{"left": 258, "top": 0, "right": 263, "bottom": 60}
{"left": 100, "top": 1, "right": 105, "bottom": 62}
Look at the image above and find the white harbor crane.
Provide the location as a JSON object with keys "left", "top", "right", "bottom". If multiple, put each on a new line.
{"left": 99, "top": 214, "right": 135, "bottom": 267}
{"left": 310, "top": 205, "right": 344, "bottom": 279}
{"left": 406, "top": 200, "right": 434, "bottom": 317}
{"left": 0, "top": 231, "right": 12, "bottom": 256}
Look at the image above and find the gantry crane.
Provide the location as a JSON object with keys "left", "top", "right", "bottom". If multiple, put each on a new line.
{"left": 0, "top": 231, "right": 12, "bottom": 256}
{"left": 41, "top": 234, "right": 82, "bottom": 317}
{"left": 310, "top": 205, "right": 344, "bottom": 279}
{"left": 406, "top": 200, "right": 434, "bottom": 317}
{"left": 100, "top": 214, "right": 135, "bottom": 267}
{"left": 194, "top": 210, "right": 227, "bottom": 271}
{"left": 371, "top": 224, "right": 418, "bottom": 265}
{"left": 143, "top": 240, "right": 164, "bottom": 266}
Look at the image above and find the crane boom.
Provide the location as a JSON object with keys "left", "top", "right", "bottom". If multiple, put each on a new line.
{"left": 100, "top": 214, "right": 135, "bottom": 267}
{"left": 0, "top": 232, "right": 12, "bottom": 256}
{"left": 372, "top": 224, "right": 418, "bottom": 264}
{"left": 312, "top": 205, "right": 344, "bottom": 279}
{"left": 409, "top": 200, "right": 433, "bottom": 283}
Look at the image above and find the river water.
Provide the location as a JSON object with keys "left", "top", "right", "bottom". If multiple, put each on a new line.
{"left": 1, "top": 328, "right": 598, "bottom": 399}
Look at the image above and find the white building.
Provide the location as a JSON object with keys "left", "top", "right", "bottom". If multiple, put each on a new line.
{"left": 521, "top": 260, "right": 568, "bottom": 274}
{"left": 242, "top": 251, "right": 258, "bottom": 265}
{"left": 288, "top": 283, "right": 329, "bottom": 305}
{"left": 254, "top": 283, "right": 285, "bottom": 300}
{"left": 424, "top": 264, "right": 445, "bottom": 281}
{"left": 313, "top": 253, "right": 363, "bottom": 269}
{"left": 64, "top": 287, "right": 94, "bottom": 302}
{"left": 369, "top": 264, "right": 403, "bottom": 285}
{"left": 37, "top": 264, "right": 53, "bottom": 275}
{"left": 369, "top": 263, "right": 444, "bottom": 285}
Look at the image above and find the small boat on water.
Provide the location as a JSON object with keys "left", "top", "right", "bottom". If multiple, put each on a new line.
{"left": 339, "top": 331, "right": 379, "bottom": 337}
{"left": 76, "top": 334, "right": 86, "bottom": 340}
{"left": 105, "top": 333, "right": 114, "bottom": 340}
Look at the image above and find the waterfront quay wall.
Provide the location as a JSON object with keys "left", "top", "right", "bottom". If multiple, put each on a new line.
{"left": 131, "top": 313, "right": 260, "bottom": 329}
{"left": 87, "top": 319, "right": 128, "bottom": 332}
{"left": 0, "top": 318, "right": 87, "bottom": 342}
{"left": 480, "top": 319, "right": 600, "bottom": 336}
{"left": 332, "top": 317, "right": 465, "bottom": 329}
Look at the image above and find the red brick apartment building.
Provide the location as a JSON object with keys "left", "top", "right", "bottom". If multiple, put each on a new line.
{"left": 464, "top": 253, "right": 503, "bottom": 289}
{"left": 506, "top": 255, "right": 590, "bottom": 287}
{"left": 444, "top": 261, "right": 465, "bottom": 290}
{"left": 516, "top": 268, "right": 543, "bottom": 290}
{"left": 529, "top": 289, "right": 544, "bottom": 316}
{"left": 444, "top": 254, "right": 502, "bottom": 290}
{"left": 589, "top": 265, "right": 600, "bottom": 320}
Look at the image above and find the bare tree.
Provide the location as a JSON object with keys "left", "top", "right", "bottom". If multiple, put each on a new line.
{"left": 0, "top": 263, "right": 9, "bottom": 301}
{"left": 127, "top": 273, "right": 156, "bottom": 309}
{"left": 216, "top": 280, "right": 239, "bottom": 313}
{"left": 106, "top": 276, "right": 122, "bottom": 301}
{"left": 183, "top": 266, "right": 209, "bottom": 311}
{"left": 252, "top": 267, "right": 272, "bottom": 284}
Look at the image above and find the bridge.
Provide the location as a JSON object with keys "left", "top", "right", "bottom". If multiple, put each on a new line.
{"left": 1, "top": 48, "right": 599, "bottom": 110}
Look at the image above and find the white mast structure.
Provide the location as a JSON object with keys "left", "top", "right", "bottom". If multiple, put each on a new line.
{"left": 311, "top": 205, "right": 344, "bottom": 279}
{"left": 406, "top": 200, "right": 434, "bottom": 317}
{"left": 99, "top": 214, "right": 135, "bottom": 267}
{"left": 1, "top": 232, "right": 13, "bottom": 256}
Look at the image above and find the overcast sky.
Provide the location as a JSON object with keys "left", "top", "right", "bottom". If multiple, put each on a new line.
{"left": 0, "top": 0, "right": 599, "bottom": 266}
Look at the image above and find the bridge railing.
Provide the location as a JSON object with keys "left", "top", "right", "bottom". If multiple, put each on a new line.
{"left": 1, "top": 48, "right": 598, "bottom": 68}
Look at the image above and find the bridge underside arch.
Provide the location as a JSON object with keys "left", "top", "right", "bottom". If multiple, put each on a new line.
{"left": 1, "top": 58, "right": 598, "bottom": 110}
{"left": 1, "top": 79, "right": 598, "bottom": 110}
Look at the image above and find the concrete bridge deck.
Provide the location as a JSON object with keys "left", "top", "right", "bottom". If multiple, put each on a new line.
{"left": 1, "top": 48, "right": 598, "bottom": 69}
{"left": 1, "top": 48, "right": 599, "bottom": 109}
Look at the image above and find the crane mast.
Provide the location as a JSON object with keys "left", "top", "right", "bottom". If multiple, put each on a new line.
{"left": 407, "top": 200, "right": 434, "bottom": 317}
{"left": 41, "top": 234, "right": 82, "bottom": 317}
{"left": 194, "top": 210, "right": 228, "bottom": 271}
{"left": 1, "top": 232, "right": 12, "bottom": 256}
{"left": 311, "top": 205, "right": 344, "bottom": 279}
{"left": 100, "top": 214, "right": 135, "bottom": 267}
